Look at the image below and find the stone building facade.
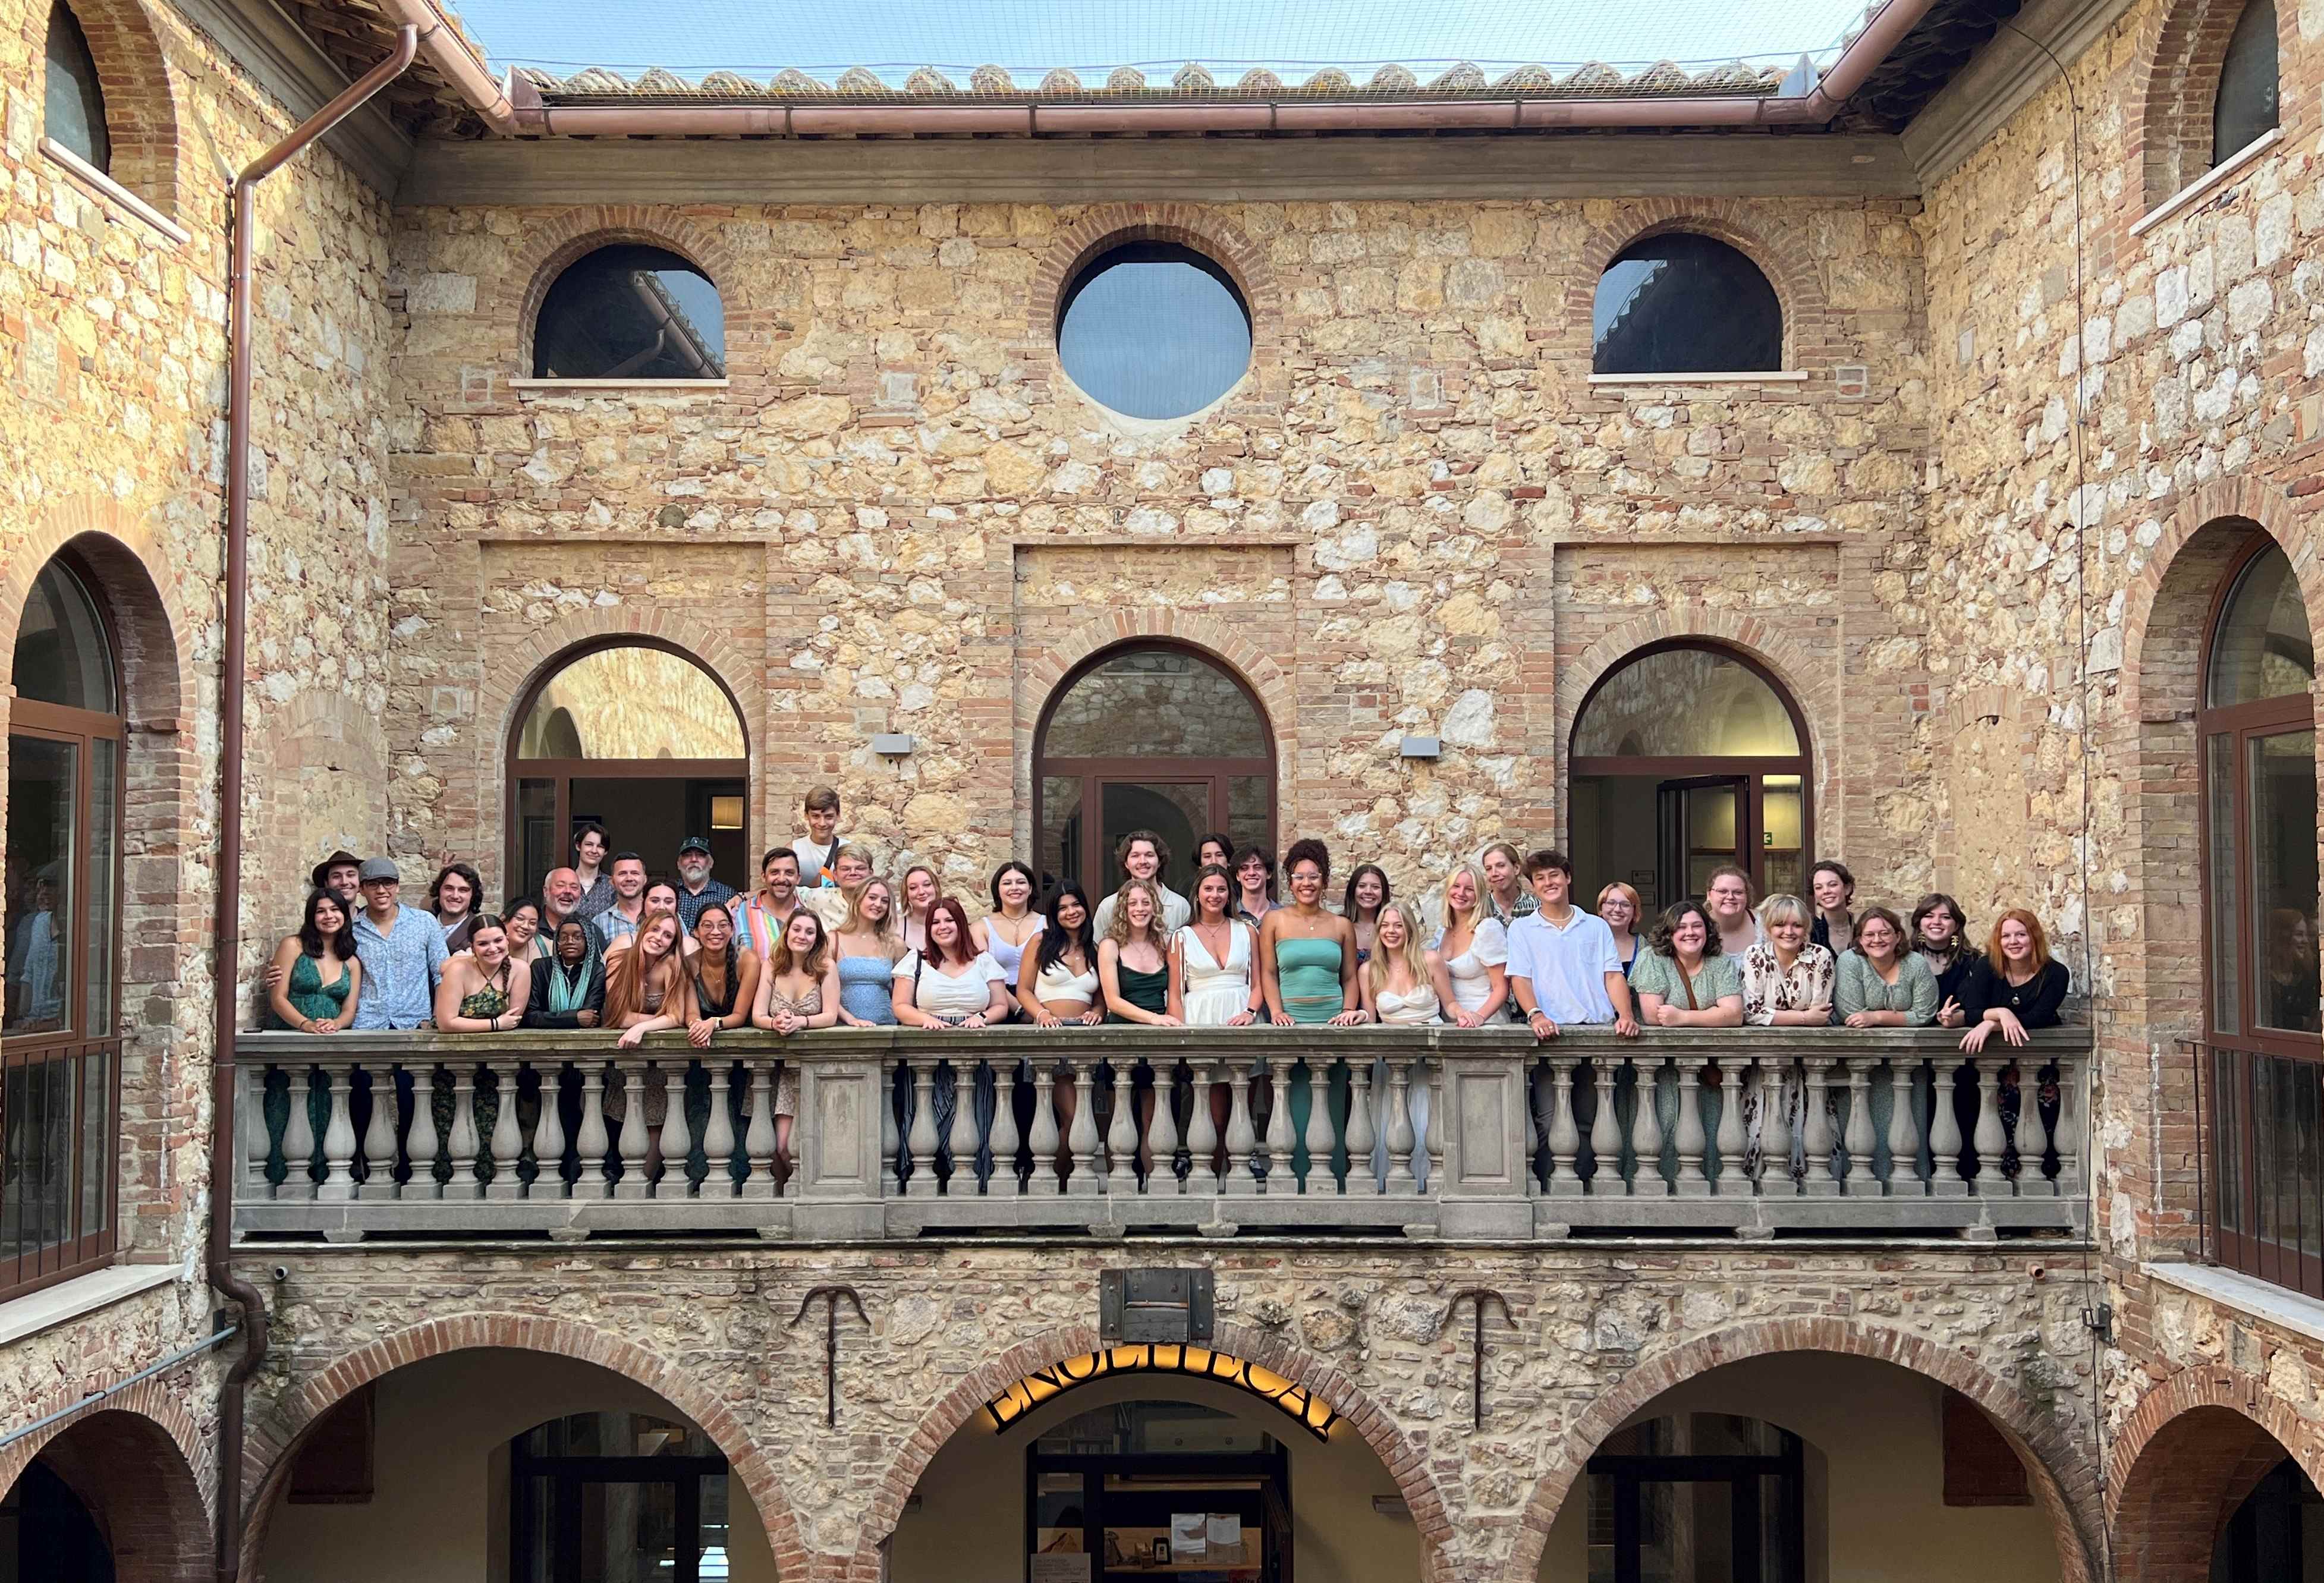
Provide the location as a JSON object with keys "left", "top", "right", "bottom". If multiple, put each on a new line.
{"left": 4, "top": 0, "right": 2324, "bottom": 1578}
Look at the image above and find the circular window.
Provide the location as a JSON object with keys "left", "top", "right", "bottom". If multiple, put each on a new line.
{"left": 1057, "top": 243, "right": 1251, "bottom": 420}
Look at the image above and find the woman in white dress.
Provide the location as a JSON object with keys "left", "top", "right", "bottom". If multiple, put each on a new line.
{"left": 1174, "top": 864, "right": 1263, "bottom": 1027}
{"left": 1431, "top": 863, "right": 1509, "bottom": 1027}
{"left": 1361, "top": 902, "right": 1454, "bottom": 1025}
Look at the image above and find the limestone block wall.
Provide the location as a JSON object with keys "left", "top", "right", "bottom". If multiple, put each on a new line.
{"left": 241, "top": 1244, "right": 2101, "bottom": 1583}
{"left": 383, "top": 194, "right": 1935, "bottom": 911}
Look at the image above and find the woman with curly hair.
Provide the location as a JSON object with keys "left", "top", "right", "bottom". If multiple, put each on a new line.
{"left": 1259, "top": 839, "right": 1362, "bottom": 1027}
{"left": 1631, "top": 901, "right": 1744, "bottom": 1028}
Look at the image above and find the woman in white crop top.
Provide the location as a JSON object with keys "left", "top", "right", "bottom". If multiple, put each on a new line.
{"left": 1017, "top": 885, "right": 1103, "bottom": 1027}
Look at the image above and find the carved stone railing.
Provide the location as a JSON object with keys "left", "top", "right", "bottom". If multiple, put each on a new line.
{"left": 232, "top": 1026, "right": 2086, "bottom": 1242}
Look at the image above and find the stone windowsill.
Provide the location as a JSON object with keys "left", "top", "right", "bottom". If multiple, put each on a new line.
{"left": 1588, "top": 370, "right": 1812, "bottom": 387}
{"left": 0, "top": 1262, "right": 181, "bottom": 1349}
{"left": 508, "top": 377, "right": 731, "bottom": 392}
{"left": 37, "top": 139, "right": 190, "bottom": 247}
{"left": 2141, "top": 1260, "right": 2324, "bottom": 1349}
{"left": 2130, "top": 127, "right": 2285, "bottom": 238}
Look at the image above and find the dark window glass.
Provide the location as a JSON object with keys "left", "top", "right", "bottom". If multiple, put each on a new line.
{"left": 2251, "top": 730, "right": 2319, "bottom": 1034}
{"left": 1057, "top": 244, "right": 1251, "bottom": 419}
{"left": 1593, "top": 234, "right": 1782, "bottom": 376}
{"left": 2209, "top": 543, "right": 2312, "bottom": 708}
{"left": 14, "top": 558, "right": 115, "bottom": 713}
{"left": 2213, "top": 0, "right": 2279, "bottom": 167}
{"left": 43, "top": 2, "right": 108, "bottom": 173}
{"left": 533, "top": 246, "right": 725, "bottom": 380}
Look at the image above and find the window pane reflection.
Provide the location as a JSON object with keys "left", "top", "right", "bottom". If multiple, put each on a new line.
{"left": 1593, "top": 234, "right": 1782, "bottom": 376}
{"left": 1058, "top": 244, "right": 1251, "bottom": 420}
{"left": 13, "top": 559, "right": 115, "bottom": 713}
{"left": 2209, "top": 545, "right": 2313, "bottom": 708}
{"left": 518, "top": 648, "right": 745, "bottom": 761}
{"left": 1044, "top": 650, "right": 1266, "bottom": 760}
{"left": 534, "top": 246, "right": 725, "bottom": 380}
{"left": 87, "top": 737, "right": 116, "bottom": 1037}
{"left": 7, "top": 736, "right": 77, "bottom": 1036}
{"left": 1040, "top": 778, "right": 1082, "bottom": 893}
{"left": 2212, "top": 0, "right": 2280, "bottom": 168}
{"left": 2210, "top": 732, "right": 2244, "bottom": 1035}
{"left": 1574, "top": 649, "right": 1801, "bottom": 759}
{"left": 2251, "top": 731, "right": 2320, "bottom": 1034}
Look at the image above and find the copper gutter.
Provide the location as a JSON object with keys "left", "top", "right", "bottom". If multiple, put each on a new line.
{"left": 216, "top": 33, "right": 417, "bottom": 1583}
{"left": 480, "top": 0, "right": 1938, "bottom": 137}
{"left": 378, "top": 0, "right": 518, "bottom": 134}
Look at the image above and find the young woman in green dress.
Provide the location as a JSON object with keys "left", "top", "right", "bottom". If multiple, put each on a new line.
{"left": 1258, "top": 839, "right": 1363, "bottom": 1027}
{"left": 1099, "top": 879, "right": 1183, "bottom": 1026}
{"left": 434, "top": 914, "right": 532, "bottom": 1033}
{"left": 267, "top": 890, "right": 361, "bottom": 1033}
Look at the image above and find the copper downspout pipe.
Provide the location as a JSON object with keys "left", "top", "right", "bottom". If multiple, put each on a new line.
{"left": 482, "top": 0, "right": 1939, "bottom": 138}
{"left": 215, "top": 34, "right": 417, "bottom": 1583}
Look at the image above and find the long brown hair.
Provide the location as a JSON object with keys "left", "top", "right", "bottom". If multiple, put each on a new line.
{"left": 606, "top": 908, "right": 693, "bottom": 1022}
{"left": 924, "top": 896, "right": 978, "bottom": 969}
{"left": 770, "top": 909, "right": 831, "bottom": 980}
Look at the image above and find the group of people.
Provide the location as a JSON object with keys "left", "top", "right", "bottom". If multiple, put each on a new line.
{"left": 266, "top": 787, "right": 2072, "bottom": 1068}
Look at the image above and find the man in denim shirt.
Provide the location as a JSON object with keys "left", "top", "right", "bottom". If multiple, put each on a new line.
{"left": 350, "top": 858, "right": 448, "bottom": 1030}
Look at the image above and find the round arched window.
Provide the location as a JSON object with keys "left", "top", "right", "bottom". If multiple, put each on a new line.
{"left": 1569, "top": 644, "right": 1810, "bottom": 911}
{"left": 2212, "top": 0, "right": 2279, "bottom": 168}
{"left": 1033, "top": 646, "right": 1272, "bottom": 898}
{"left": 1057, "top": 244, "right": 1252, "bottom": 420}
{"left": 1593, "top": 234, "right": 1782, "bottom": 376}
{"left": 533, "top": 246, "right": 725, "bottom": 380}
{"left": 43, "top": 2, "right": 109, "bottom": 172}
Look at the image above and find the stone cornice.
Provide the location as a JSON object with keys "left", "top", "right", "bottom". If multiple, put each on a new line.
{"left": 168, "top": 0, "right": 413, "bottom": 196}
{"left": 1901, "top": 0, "right": 2140, "bottom": 184}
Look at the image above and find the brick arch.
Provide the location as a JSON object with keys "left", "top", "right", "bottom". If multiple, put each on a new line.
{"left": 2133, "top": 0, "right": 2285, "bottom": 212}
{"left": 478, "top": 605, "right": 765, "bottom": 896}
{"left": 2108, "top": 1365, "right": 2320, "bottom": 1582}
{"left": 1013, "top": 609, "right": 1298, "bottom": 858}
{"left": 499, "top": 206, "right": 750, "bottom": 376}
{"left": 0, "top": 1388, "right": 212, "bottom": 1583}
{"left": 2117, "top": 479, "right": 2323, "bottom": 720}
{"left": 1570, "top": 201, "right": 1841, "bottom": 371}
{"left": 0, "top": 496, "right": 197, "bottom": 720}
{"left": 842, "top": 1321, "right": 1455, "bottom": 1583}
{"left": 240, "top": 1313, "right": 809, "bottom": 1582}
{"left": 46, "top": 0, "right": 183, "bottom": 219}
{"left": 1510, "top": 1318, "right": 2100, "bottom": 1583}
{"left": 1029, "top": 203, "right": 1283, "bottom": 414}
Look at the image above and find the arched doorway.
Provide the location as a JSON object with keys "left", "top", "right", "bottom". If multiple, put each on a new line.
{"left": 1, "top": 1407, "right": 210, "bottom": 1582}
{"left": 2114, "top": 1397, "right": 2323, "bottom": 1582}
{"left": 1568, "top": 643, "right": 1813, "bottom": 916}
{"left": 507, "top": 642, "right": 749, "bottom": 904}
{"left": 4, "top": 552, "right": 124, "bottom": 1297}
{"left": 1033, "top": 646, "right": 1275, "bottom": 899}
{"left": 2196, "top": 537, "right": 2320, "bottom": 1295}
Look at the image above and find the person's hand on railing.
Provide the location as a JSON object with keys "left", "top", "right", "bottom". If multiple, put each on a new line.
{"left": 1227, "top": 1007, "right": 1257, "bottom": 1027}
{"left": 957, "top": 1013, "right": 988, "bottom": 1029}
{"left": 686, "top": 1017, "right": 721, "bottom": 1048}
{"left": 1451, "top": 1006, "right": 1484, "bottom": 1028}
{"left": 1270, "top": 1006, "right": 1295, "bottom": 1027}
{"left": 617, "top": 1024, "right": 650, "bottom": 1049}
{"left": 1075, "top": 1007, "right": 1103, "bottom": 1026}
{"left": 1328, "top": 1007, "right": 1367, "bottom": 1027}
{"left": 576, "top": 1009, "right": 599, "bottom": 1028}
{"left": 1526, "top": 1008, "right": 1559, "bottom": 1041}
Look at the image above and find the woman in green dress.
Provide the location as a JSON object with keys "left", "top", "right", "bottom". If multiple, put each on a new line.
{"left": 1099, "top": 879, "right": 1183, "bottom": 1025}
{"left": 1632, "top": 902, "right": 1745, "bottom": 1027}
{"left": 266, "top": 890, "right": 362, "bottom": 1033}
{"left": 433, "top": 914, "right": 531, "bottom": 1033}
{"left": 1259, "top": 839, "right": 1363, "bottom": 1027}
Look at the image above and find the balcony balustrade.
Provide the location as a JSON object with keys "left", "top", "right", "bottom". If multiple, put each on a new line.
{"left": 233, "top": 1027, "right": 2085, "bottom": 1242}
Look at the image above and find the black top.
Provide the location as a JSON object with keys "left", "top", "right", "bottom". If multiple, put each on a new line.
{"left": 1810, "top": 914, "right": 1850, "bottom": 955}
{"left": 524, "top": 956, "right": 606, "bottom": 1028}
{"left": 1961, "top": 957, "right": 2069, "bottom": 1028}
{"left": 1924, "top": 946, "right": 1985, "bottom": 1009}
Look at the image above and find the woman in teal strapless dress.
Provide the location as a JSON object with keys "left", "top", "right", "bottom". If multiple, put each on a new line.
{"left": 1258, "top": 841, "right": 1363, "bottom": 1027}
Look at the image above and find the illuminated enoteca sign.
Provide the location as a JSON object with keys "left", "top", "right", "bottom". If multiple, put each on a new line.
{"left": 983, "top": 1345, "right": 1339, "bottom": 1442}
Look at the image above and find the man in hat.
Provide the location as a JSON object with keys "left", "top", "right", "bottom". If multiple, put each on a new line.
{"left": 672, "top": 836, "right": 737, "bottom": 931}
{"left": 310, "top": 849, "right": 362, "bottom": 914}
{"left": 350, "top": 858, "right": 447, "bottom": 1030}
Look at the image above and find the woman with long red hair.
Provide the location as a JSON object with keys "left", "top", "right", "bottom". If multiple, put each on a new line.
{"left": 606, "top": 908, "right": 697, "bottom": 1048}
{"left": 1959, "top": 908, "right": 2070, "bottom": 1053}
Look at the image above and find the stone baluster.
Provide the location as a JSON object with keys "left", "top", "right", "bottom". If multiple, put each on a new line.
{"left": 1344, "top": 1059, "right": 1378, "bottom": 1198}
{"left": 1588, "top": 1058, "right": 1622, "bottom": 1192}
{"left": 1971, "top": 1058, "right": 2009, "bottom": 1195}
{"left": 1147, "top": 1060, "right": 1183, "bottom": 1195}
{"left": 1422, "top": 1060, "right": 1444, "bottom": 1194}
{"left": 1757, "top": 1059, "right": 1792, "bottom": 1194}
{"left": 317, "top": 1066, "right": 356, "bottom": 1201}
{"left": 244, "top": 1068, "right": 273, "bottom": 1200}
{"left": 1103, "top": 1061, "right": 1140, "bottom": 1193}
{"left": 1222, "top": 1060, "right": 1260, "bottom": 1194}
{"left": 1184, "top": 1061, "right": 1221, "bottom": 1193}
{"left": 446, "top": 1064, "right": 482, "bottom": 1200}
{"left": 1027, "top": 1062, "right": 1062, "bottom": 1194}
{"left": 282, "top": 1066, "right": 316, "bottom": 1197}
{"left": 2012, "top": 1062, "right": 2051, "bottom": 1194}
{"left": 1800, "top": 1056, "right": 1838, "bottom": 1196}
{"left": 1382, "top": 1056, "right": 1417, "bottom": 1195}
{"left": 531, "top": 1062, "right": 568, "bottom": 1198}
{"left": 744, "top": 1063, "right": 779, "bottom": 1198}
{"left": 402, "top": 1065, "right": 441, "bottom": 1199}
{"left": 880, "top": 1062, "right": 900, "bottom": 1187}
{"left": 1928, "top": 1059, "right": 1967, "bottom": 1198}
{"left": 1841, "top": 1059, "right": 1878, "bottom": 1195}
{"left": 1713, "top": 1058, "right": 1750, "bottom": 1196}
{"left": 613, "top": 1060, "right": 652, "bottom": 1200}
{"left": 1301, "top": 1059, "right": 1336, "bottom": 1195}
{"left": 702, "top": 1061, "right": 738, "bottom": 1200}
{"left": 987, "top": 1061, "right": 1022, "bottom": 1197}
{"left": 2053, "top": 1056, "right": 2082, "bottom": 1194}
{"left": 1672, "top": 1059, "right": 1709, "bottom": 1197}
{"left": 1546, "top": 1056, "right": 1583, "bottom": 1198}
{"left": 358, "top": 1067, "right": 398, "bottom": 1199}
{"left": 1261, "top": 1060, "right": 1297, "bottom": 1191}
{"left": 1065, "top": 1062, "right": 1102, "bottom": 1198}
{"left": 906, "top": 1058, "right": 942, "bottom": 1195}
{"left": 1630, "top": 1059, "right": 1667, "bottom": 1196}
{"left": 656, "top": 1063, "right": 694, "bottom": 1198}
{"left": 574, "top": 1063, "right": 612, "bottom": 1198}
{"left": 482, "top": 1060, "right": 524, "bottom": 1200}
{"left": 948, "top": 1060, "right": 985, "bottom": 1195}
{"left": 1885, "top": 1059, "right": 1921, "bottom": 1195}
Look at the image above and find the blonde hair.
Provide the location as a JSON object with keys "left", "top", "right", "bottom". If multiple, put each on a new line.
{"left": 1757, "top": 892, "right": 1810, "bottom": 931}
{"left": 839, "top": 878, "right": 902, "bottom": 961}
{"left": 1442, "top": 863, "right": 1492, "bottom": 933}
{"left": 1596, "top": 881, "right": 1642, "bottom": 923}
{"left": 1104, "top": 879, "right": 1168, "bottom": 949}
{"left": 1364, "top": 902, "right": 1433, "bottom": 997}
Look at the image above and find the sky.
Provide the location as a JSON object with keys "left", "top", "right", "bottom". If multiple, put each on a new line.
{"left": 447, "top": 0, "right": 1878, "bottom": 80}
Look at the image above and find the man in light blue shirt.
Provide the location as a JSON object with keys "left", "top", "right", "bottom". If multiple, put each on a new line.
{"left": 350, "top": 858, "right": 448, "bottom": 1030}
{"left": 1507, "top": 848, "right": 1639, "bottom": 1040}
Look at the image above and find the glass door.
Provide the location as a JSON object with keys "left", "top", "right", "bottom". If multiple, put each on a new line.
{"left": 1656, "top": 778, "right": 1752, "bottom": 905}
{"left": 1096, "top": 779, "right": 1215, "bottom": 899}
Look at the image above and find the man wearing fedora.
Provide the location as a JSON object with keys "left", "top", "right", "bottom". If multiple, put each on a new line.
{"left": 311, "top": 849, "right": 362, "bottom": 915}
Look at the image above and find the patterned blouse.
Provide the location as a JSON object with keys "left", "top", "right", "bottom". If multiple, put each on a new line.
{"left": 1740, "top": 941, "right": 1836, "bottom": 1025}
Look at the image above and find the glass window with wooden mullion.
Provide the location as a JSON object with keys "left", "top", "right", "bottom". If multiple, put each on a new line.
{"left": 2251, "top": 730, "right": 2320, "bottom": 1034}
{"left": 2213, "top": 0, "right": 2280, "bottom": 169}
